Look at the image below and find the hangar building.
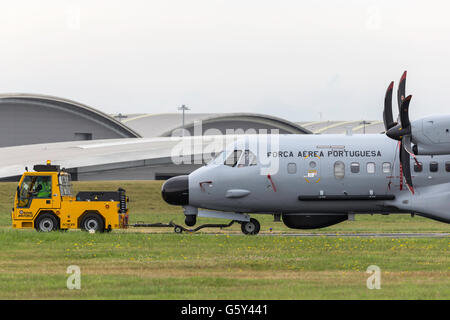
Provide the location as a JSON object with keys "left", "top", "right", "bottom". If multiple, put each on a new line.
{"left": 0, "top": 94, "right": 141, "bottom": 147}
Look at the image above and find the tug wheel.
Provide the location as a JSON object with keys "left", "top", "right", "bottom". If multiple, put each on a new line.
{"left": 81, "top": 213, "right": 105, "bottom": 233}
{"left": 35, "top": 213, "right": 59, "bottom": 232}
{"left": 241, "top": 218, "right": 260, "bottom": 235}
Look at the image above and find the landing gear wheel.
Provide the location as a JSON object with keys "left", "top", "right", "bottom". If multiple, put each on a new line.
{"left": 174, "top": 226, "right": 183, "bottom": 234}
{"left": 35, "top": 213, "right": 59, "bottom": 232}
{"left": 241, "top": 218, "right": 260, "bottom": 235}
{"left": 185, "top": 215, "right": 196, "bottom": 227}
{"left": 81, "top": 213, "right": 105, "bottom": 233}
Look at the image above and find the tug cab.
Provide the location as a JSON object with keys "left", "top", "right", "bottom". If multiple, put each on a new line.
{"left": 11, "top": 162, "right": 129, "bottom": 232}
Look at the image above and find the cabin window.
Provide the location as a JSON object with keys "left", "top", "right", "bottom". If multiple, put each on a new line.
{"left": 414, "top": 162, "right": 423, "bottom": 172}
{"left": 334, "top": 161, "right": 345, "bottom": 179}
{"left": 445, "top": 161, "right": 450, "bottom": 172}
{"left": 287, "top": 163, "right": 297, "bottom": 174}
{"left": 350, "top": 162, "right": 360, "bottom": 173}
{"left": 430, "top": 161, "right": 439, "bottom": 172}
{"left": 309, "top": 161, "right": 316, "bottom": 168}
{"left": 224, "top": 150, "right": 242, "bottom": 167}
{"left": 382, "top": 162, "right": 391, "bottom": 174}
{"left": 367, "top": 162, "right": 376, "bottom": 174}
{"left": 237, "top": 150, "right": 257, "bottom": 168}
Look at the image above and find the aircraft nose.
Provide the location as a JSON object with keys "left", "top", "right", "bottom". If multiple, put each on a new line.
{"left": 161, "top": 175, "right": 189, "bottom": 206}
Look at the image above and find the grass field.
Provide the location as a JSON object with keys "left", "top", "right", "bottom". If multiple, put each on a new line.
{"left": 0, "top": 181, "right": 448, "bottom": 299}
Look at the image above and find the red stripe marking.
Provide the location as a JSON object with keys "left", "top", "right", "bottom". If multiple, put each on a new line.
{"left": 267, "top": 174, "right": 277, "bottom": 192}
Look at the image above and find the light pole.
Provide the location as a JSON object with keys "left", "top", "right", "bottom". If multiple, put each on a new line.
{"left": 360, "top": 120, "right": 371, "bottom": 134}
{"left": 178, "top": 104, "right": 190, "bottom": 136}
{"left": 115, "top": 113, "right": 127, "bottom": 122}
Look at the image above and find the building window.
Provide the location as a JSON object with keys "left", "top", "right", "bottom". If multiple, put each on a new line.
{"left": 350, "top": 162, "right": 360, "bottom": 173}
{"left": 382, "top": 162, "right": 391, "bottom": 174}
{"left": 74, "top": 132, "right": 93, "bottom": 140}
{"left": 334, "top": 161, "right": 345, "bottom": 179}
{"left": 414, "top": 162, "right": 423, "bottom": 172}
{"left": 367, "top": 162, "right": 376, "bottom": 174}
{"left": 287, "top": 163, "right": 297, "bottom": 174}
{"left": 430, "top": 161, "right": 439, "bottom": 172}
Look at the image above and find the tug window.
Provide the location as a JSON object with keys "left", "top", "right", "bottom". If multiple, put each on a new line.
{"left": 350, "top": 162, "right": 360, "bottom": 173}
{"left": 59, "top": 174, "right": 73, "bottom": 196}
{"left": 224, "top": 150, "right": 242, "bottom": 167}
{"left": 414, "top": 162, "right": 423, "bottom": 172}
{"left": 430, "top": 161, "right": 439, "bottom": 172}
{"left": 382, "top": 162, "right": 391, "bottom": 174}
{"left": 367, "top": 162, "right": 376, "bottom": 174}
{"left": 334, "top": 161, "right": 345, "bottom": 179}
{"left": 17, "top": 175, "right": 52, "bottom": 208}
{"left": 287, "top": 163, "right": 297, "bottom": 174}
{"left": 237, "top": 150, "right": 257, "bottom": 168}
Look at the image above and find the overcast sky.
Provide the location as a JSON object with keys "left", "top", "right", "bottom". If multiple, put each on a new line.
{"left": 1, "top": 0, "right": 450, "bottom": 121}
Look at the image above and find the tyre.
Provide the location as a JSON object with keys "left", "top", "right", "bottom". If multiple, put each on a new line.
{"left": 80, "top": 213, "right": 105, "bottom": 233}
{"left": 241, "top": 218, "right": 260, "bottom": 235}
{"left": 174, "top": 226, "right": 183, "bottom": 234}
{"left": 185, "top": 215, "right": 196, "bottom": 227}
{"left": 35, "top": 213, "right": 59, "bottom": 232}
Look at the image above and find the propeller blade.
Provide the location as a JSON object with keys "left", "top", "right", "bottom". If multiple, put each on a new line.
{"left": 400, "top": 141, "right": 414, "bottom": 193}
{"left": 399, "top": 95, "right": 412, "bottom": 128}
{"left": 402, "top": 135, "right": 414, "bottom": 156}
{"left": 403, "top": 135, "right": 421, "bottom": 168}
{"left": 397, "top": 71, "right": 407, "bottom": 112}
{"left": 383, "top": 81, "right": 396, "bottom": 130}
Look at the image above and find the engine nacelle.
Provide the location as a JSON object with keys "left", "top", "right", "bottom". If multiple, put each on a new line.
{"left": 282, "top": 214, "right": 348, "bottom": 229}
{"left": 412, "top": 116, "right": 450, "bottom": 155}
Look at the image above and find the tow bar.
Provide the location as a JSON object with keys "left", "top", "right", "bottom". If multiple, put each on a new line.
{"left": 128, "top": 220, "right": 235, "bottom": 234}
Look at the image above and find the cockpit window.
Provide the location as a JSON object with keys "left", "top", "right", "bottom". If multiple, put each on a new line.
{"left": 224, "top": 150, "right": 242, "bottom": 167}
{"left": 208, "top": 151, "right": 226, "bottom": 166}
{"left": 237, "top": 150, "right": 257, "bottom": 168}
{"left": 208, "top": 149, "right": 258, "bottom": 167}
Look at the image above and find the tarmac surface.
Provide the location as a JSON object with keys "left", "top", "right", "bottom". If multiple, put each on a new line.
{"left": 257, "top": 232, "right": 450, "bottom": 238}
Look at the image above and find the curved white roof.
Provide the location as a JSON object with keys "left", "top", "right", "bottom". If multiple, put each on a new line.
{"left": 123, "top": 112, "right": 311, "bottom": 137}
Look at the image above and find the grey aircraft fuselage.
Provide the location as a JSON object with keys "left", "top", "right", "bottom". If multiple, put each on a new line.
{"left": 183, "top": 134, "right": 450, "bottom": 224}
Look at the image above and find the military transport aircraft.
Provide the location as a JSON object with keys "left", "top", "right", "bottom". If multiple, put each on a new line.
{"left": 162, "top": 72, "right": 450, "bottom": 235}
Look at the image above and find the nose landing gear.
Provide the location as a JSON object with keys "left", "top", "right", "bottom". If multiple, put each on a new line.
{"left": 185, "top": 215, "right": 197, "bottom": 227}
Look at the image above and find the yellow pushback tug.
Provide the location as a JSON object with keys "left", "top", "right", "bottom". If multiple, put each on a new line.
{"left": 11, "top": 161, "right": 129, "bottom": 232}
{"left": 12, "top": 162, "right": 236, "bottom": 234}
